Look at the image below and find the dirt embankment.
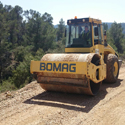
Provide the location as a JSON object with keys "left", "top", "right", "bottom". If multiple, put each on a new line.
{"left": 0, "top": 65, "right": 125, "bottom": 125}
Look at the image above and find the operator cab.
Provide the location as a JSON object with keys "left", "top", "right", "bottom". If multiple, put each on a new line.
{"left": 66, "top": 17, "right": 104, "bottom": 48}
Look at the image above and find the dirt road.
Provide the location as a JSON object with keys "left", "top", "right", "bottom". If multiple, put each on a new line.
{"left": 0, "top": 65, "right": 125, "bottom": 125}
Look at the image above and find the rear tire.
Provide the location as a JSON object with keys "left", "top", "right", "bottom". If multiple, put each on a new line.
{"left": 105, "top": 54, "right": 119, "bottom": 83}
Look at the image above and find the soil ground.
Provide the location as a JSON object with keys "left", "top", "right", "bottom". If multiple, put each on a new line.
{"left": 0, "top": 65, "right": 125, "bottom": 125}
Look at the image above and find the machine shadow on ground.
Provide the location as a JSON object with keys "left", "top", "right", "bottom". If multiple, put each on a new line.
{"left": 24, "top": 79, "right": 122, "bottom": 113}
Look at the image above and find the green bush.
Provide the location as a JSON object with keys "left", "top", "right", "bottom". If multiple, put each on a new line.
{"left": 0, "top": 79, "right": 17, "bottom": 93}
{"left": 11, "top": 48, "right": 45, "bottom": 88}
{"left": 11, "top": 53, "right": 33, "bottom": 88}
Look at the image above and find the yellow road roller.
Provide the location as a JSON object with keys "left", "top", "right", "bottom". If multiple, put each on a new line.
{"left": 30, "top": 17, "right": 122, "bottom": 95}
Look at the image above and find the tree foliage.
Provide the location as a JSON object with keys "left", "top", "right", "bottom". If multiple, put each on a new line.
{"left": 57, "top": 18, "right": 65, "bottom": 41}
{"left": 103, "top": 23, "right": 108, "bottom": 31}
{"left": 108, "top": 22, "right": 124, "bottom": 53}
{"left": 0, "top": 2, "right": 57, "bottom": 90}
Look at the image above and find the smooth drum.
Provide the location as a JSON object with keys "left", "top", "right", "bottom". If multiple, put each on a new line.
{"left": 37, "top": 53, "right": 101, "bottom": 95}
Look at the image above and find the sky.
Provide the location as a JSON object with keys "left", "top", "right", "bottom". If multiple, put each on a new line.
{"left": 1, "top": 0, "right": 125, "bottom": 25}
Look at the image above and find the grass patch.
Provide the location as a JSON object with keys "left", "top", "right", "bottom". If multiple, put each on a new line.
{"left": 0, "top": 80, "right": 17, "bottom": 93}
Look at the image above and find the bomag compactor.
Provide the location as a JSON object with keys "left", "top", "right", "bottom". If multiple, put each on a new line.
{"left": 30, "top": 17, "right": 122, "bottom": 95}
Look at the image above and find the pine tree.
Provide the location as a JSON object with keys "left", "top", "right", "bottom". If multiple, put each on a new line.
{"left": 103, "top": 23, "right": 108, "bottom": 31}
{"left": 57, "top": 18, "right": 65, "bottom": 41}
{"left": 108, "top": 22, "right": 124, "bottom": 53}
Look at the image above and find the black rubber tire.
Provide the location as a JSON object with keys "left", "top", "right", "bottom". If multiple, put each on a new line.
{"left": 105, "top": 54, "right": 119, "bottom": 83}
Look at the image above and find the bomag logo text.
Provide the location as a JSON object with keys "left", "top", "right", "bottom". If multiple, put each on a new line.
{"left": 40, "top": 63, "right": 76, "bottom": 72}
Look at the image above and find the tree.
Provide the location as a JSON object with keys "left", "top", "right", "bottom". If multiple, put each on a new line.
{"left": 106, "top": 31, "right": 118, "bottom": 52}
{"left": 24, "top": 10, "right": 56, "bottom": 51}
{"left": 0, "top": 3, "right": 12, "bottom": 83}
{"left": 42, "top": 12, "right": 53, "bottom": 25}
{"left": 108, "top": 22, "right": 124, "bottom": 53}
{"left": 57, "top": 18, "right": 65, "bottom": 41}
{"left": 103, "top": 23, "right": 108, "bottom": 31}
{"left": 7, "top": 5, "right": 24, "bottom": 47}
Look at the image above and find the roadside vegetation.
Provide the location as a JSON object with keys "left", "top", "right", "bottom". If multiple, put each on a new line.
{"left": 0, "top": 1, "right": 125, "bottom": 93}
